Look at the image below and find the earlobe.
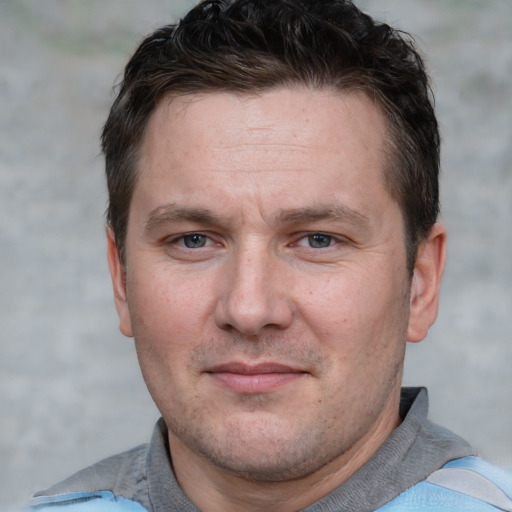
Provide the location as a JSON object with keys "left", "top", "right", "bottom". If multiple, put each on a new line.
{"left": 407, "top": 223, "right": 447, "bottom": 343}
{"left": 106, "top": 228, "right": 134, "bottom": 338}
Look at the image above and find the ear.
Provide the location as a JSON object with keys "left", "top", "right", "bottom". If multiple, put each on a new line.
{"left": 106, "top": 228, "right": 133, "bottom": 338}
{"left": 407, "top": 223, "right": 447, "bottom": 343}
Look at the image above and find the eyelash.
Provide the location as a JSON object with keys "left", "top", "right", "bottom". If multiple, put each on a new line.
{"left": 167, "top": 232, "right": 214, "bottom": 249}
{"left": 295, "top": 233, "right": 338, "bottom": 249}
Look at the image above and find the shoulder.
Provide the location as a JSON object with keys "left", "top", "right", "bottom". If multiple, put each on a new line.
{"left": 30, "top": 444, "right": 149, "bottom": 511}
{"left": 29, "top": 491, "right": 147, "bottom": 512}
{"left": 377, "top": 456, "right": 512, "bottom": 512}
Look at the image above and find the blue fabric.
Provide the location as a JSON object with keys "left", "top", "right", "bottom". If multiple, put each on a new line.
{"left": 376, "top": 480, "right": 507, "bottom": 511}
{"left": 376, "top": 456, "right": 512, "bottom": 512}
{"left": 443, "top": 456, "right": 512, "bottom": 495}
{"left": 29, "top": 491, "right": 147, "bottom": 512}
{"left": 29, "top": 457, "right": 512, "bottom": 512}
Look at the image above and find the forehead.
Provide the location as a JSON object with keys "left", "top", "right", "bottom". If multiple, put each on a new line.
{"left": 142, "top": 87, "right": 387, "bottom": 172}
{"left": 135, "top": 88, "right": 392, "bottom": 222}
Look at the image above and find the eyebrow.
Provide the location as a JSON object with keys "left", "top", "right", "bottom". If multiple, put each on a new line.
{"left": 276, "top": 204, "right": 370, "bottom": 229}
{"left": 144, "top": 202, "right": 370, "bottom": 233}
{"left": 145, "top": 204, "right": 229, "bottom": 233}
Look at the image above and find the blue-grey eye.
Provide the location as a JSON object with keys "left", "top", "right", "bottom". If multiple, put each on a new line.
{"left": 183, "top": 234, "right": 207, "bottom": 248}
{"left": 308, "top": 234, "right": 333, "bottom": 248}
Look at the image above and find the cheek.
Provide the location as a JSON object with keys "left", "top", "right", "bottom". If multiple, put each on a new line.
{"left": 296, "top": 271, "right": 368, "bottom": 331}
{"left": 127, "top": 267, "right": 214, "bottom": 352}
{"left": 128, "top": 275, "right": 207, "bottom": 403}
{"left": 297, "top": 263, "right": 408, "bottom": 350}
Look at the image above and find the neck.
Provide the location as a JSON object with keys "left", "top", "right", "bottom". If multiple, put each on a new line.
{"left": 168, "top": 396, "right": 401, "bottom": 512}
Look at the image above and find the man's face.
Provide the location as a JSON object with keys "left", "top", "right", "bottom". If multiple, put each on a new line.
{"left": 110, "top": 88, "right": 419, "bottom": 481}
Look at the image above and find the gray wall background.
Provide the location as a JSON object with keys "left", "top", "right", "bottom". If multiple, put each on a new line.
{"left": 1, "top": 0, "right": 511, "bottom": 508}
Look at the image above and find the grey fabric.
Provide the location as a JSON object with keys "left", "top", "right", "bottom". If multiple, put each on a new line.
{"left": 35, "top": 387, "right": 475, "bottom": 512}
{"left": 300, "top": 388, "right": 475, "bottom": 512}
{"left": 34, "top": 444, "right": 151, "bottom": 510}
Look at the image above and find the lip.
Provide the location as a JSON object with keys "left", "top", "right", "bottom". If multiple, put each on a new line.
{"left": 206, "top": 362, "right": 307, "bottom": 394}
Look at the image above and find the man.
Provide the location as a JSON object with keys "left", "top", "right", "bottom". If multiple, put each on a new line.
{"left": 31, "top": 0, "right": 511, "bottom": 511}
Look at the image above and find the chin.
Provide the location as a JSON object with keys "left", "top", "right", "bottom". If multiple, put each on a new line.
{"left": 174, "top": 414, "right": 344, "bottom": 482}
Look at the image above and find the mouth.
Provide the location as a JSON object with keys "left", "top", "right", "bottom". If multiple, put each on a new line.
{"left": 205, "top": 362, "right": 307, "bottom": 394}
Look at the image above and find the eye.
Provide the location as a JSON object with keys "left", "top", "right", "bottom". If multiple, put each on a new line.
{"left": 307, "top": 233, "right": 334, "bottom": 248}
{"left": 182, "top": 233, "right": 208, "bottom": 248}
{"left": 163, "top": 231, "right": 222, "bottom": 261}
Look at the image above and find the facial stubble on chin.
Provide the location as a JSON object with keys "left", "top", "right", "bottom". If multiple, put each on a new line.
{"left": 161, "top": 327, "right": 408, "bottom": 484}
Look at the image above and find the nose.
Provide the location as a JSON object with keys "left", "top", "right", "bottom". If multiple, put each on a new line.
{"left": 214, "top": 246, "right": 293, "bottom": 336}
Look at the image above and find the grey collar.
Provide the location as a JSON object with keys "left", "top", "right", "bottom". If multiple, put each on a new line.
{"left": 146, "top": 387, "right": 475, "bottom": 512}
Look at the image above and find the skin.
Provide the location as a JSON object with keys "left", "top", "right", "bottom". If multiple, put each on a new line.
{"left": 108, "top": 88, "right": 446, "bottom": 512}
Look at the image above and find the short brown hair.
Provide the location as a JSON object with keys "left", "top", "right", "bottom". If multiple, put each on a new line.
{"left": 102, "top": 0, "right": 440, "bottom": 271}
